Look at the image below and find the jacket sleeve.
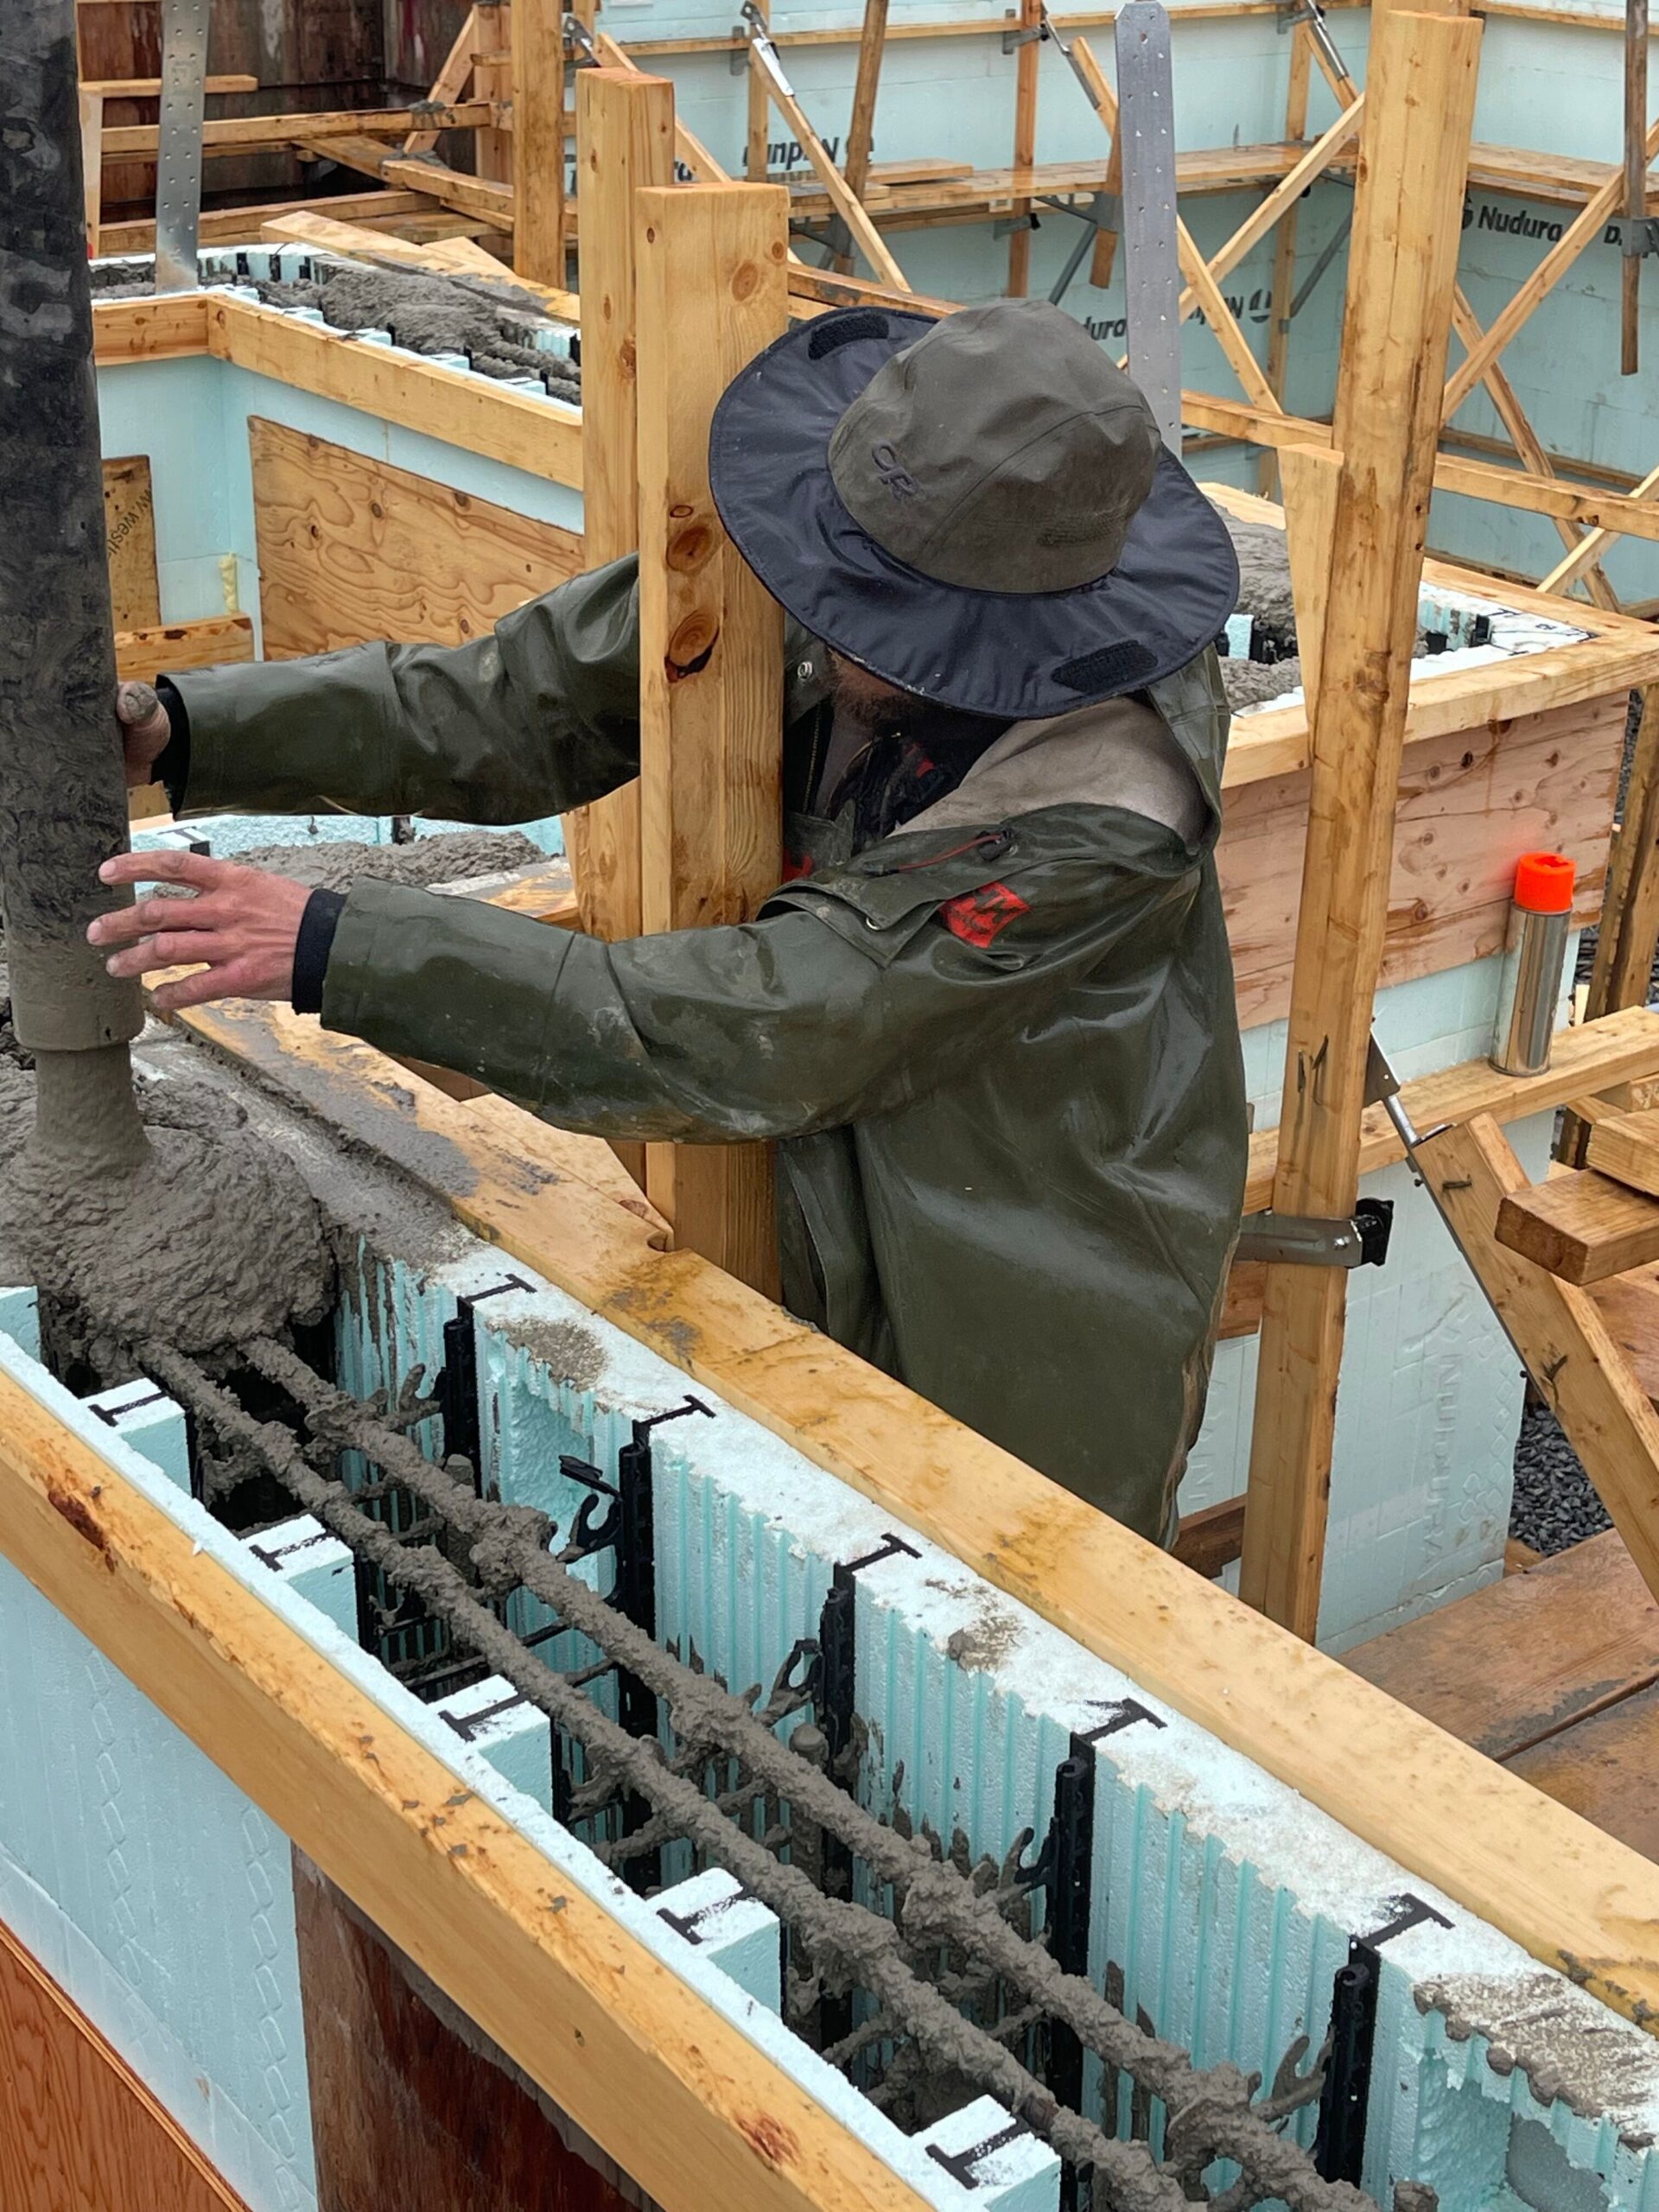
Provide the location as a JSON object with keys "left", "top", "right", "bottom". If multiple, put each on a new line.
{"left": 318, "top": 814, "right": 1203, "bottom": 1142}
{"left": 163, "top": 556, "right": 643, "bottom": 824}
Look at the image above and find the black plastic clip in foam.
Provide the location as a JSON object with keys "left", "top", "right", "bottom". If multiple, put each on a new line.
{"left": 1313, "top": 1938, "right": 1382, "bottom": 2184}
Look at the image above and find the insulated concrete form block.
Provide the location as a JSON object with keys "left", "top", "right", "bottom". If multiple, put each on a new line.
{"left": 0, "top": 1325, "right": 1037, "bottom": 2212}
{"left": 84, "top": 1376, "right": 192, "bottom": 1492}
{"left": 0, "top": 1338, "right": 317, "bottom": 2212}
{"left": 652, "top": 1867, "right": 783, "bottom": 2012}
{"left": 0, "top": 1284, "right": 41, "bottom": 1360}
{"left": 247, "top": 1515, "right": 359, "bottom": 1640}
{"left": 434, "top": 1672, "right": 556, "bottom": 1813}
{"left": 913, "top": 2099, "right": 1061, "bottom": 2212}
{"left": 1184, "top": 1090, "right": 1559, "bottom": 1647}
{"left": 395, "top": 1238, "right": 1659, "bottom": 2206}
{"left": 9, "top": 1165, "right": 1659, "bottom": 2208}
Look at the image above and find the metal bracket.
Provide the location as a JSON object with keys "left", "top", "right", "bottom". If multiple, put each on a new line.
{"left": 1116, "top": 2, "right": 1184, "bottom": 454}
{"left": 155, "top": 0, "right": 209, "bottom": 294}
{"left": 1001, "top": 17, "right": 1045, "bottom": 52}
{"left": 730, "top": 22, "right": 752, "bottom": 71}
{"left": 1364, "top": 1033, "right": 1452, "bottom": 1154}
{"left": 1275, "top": 0, "right": 1355, "bottom": 89}
{"left": 1019, "top": 1737, "right": 1096, "bottom": 2196}
{"left": 1235, "top": 1198, "right": 1394, "bottom": 1270}
{"left": 1047, "top": 188, "right": 1121, "bottom": 304}
{"left": 1039, "top": 3, "right": 1107, "bottom": 111}
{"left": 563, "top": 10, "right": 600, "bottom": 64}
{"left": 740, "top": 1, "right": 798, "bottom": 100}
{"left": 1622, "top": 216, "right": 1659, "bottom": 260}
{"left": 1034, "top": 192, "right": 1119, "bottom": 226}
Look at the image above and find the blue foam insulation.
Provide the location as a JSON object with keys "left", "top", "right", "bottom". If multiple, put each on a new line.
{"left": 5, "top": 1149, "right": 1659, "bottom": 2209}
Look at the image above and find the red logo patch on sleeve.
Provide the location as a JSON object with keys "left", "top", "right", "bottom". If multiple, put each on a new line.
{"left": 940, "top": 880, "right": 1030, "bottom": 948}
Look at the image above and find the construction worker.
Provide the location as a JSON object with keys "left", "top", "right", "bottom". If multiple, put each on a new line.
{"left": 98, "top": 299, "right": 1247, "bottom": 1544}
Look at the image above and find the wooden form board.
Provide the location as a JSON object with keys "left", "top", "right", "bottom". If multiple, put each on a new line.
{"left": 1218, "top": 691, "right": 1623, "bottom": 1032}
{"left": 0, "top": 1363, "right": 934, "bottom": 2212}
{"left": 1345, "top": 1529, "right": 1659, "bottom": 1763}
{"left": 96, "top": 103, "right": 494, "bottom": 162}
{"left": 248, "top": 419, "right": 582, "bottom": 661}
{"left": 0, "top": 1913, "right": 251, "bottom": 2212}
{"left": 102, "top": 454, "right": 160, "bottom": 630}
{"left": 162, "top": 991, "right": 1659, "bottom": 2031}
{"left": 1509, "top": 1685, "right": 1659, "bottom": 1863}
{"left": 204, "top": 296, "right": 583, "bottom": 493}
{"left": 115, "top": 615, "right": 256, "bottom": 683}
{"left": 1240, "top": 1004, "right": 1659, "bottom": 1216}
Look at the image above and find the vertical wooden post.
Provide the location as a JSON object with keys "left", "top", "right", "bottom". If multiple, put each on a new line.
{"left": 566, "top": 68, "right": 675, "bottom": 1195}
{"left": 1237, "top": 4, "right": 1483, "bottom": 1640}
{"left": 567, "top": 68, "right": 674, "bottom": 950}
{"left": 634, "top": 183, "right": 789, "bottom": 1294}
{"left": 1277, "top": 442, "right": 1342, "bottom": 706}
{"left": 1257, "top": 22, "right": 1311, "bottom": 497}
{"left": 1007, "top": 0, "right": 1041, "bottom": 295}
{"left": 1624, "top": 0, "right": 1649, "bottom": 374}
{"left": 747, "top": 0, "right": 772, "bottom": 181}
{"left": 512, "top": 0, "right": 566, "bottom": 285}
{"left": 838, "top": 0, "right": 891, "bottom": 272}
{"left": 78, "top": 86, "right": 103, "bottom": 257}
{"left": 1588, "top": 685, "right": 1659, "bottom": 1022}
{"left": 474, "top": 4, "right": 512, "bottom": 184}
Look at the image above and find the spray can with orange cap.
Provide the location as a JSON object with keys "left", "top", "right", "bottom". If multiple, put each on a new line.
{"left": 1490, "top": 851, "right": 1576, "bottom": 1077}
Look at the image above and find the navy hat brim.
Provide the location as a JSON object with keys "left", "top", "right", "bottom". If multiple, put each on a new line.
{"left": 709, "top": 307, "right": 1242, "bottom": 721}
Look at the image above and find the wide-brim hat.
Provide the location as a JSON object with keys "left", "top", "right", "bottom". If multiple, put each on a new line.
{"left": 709, "top": 298, "right": 1241, "bottom": 721}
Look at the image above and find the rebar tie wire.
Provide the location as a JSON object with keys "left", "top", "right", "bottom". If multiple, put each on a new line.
{"left": 134, "top": 1332, "right": 1382, "bottom": 2212}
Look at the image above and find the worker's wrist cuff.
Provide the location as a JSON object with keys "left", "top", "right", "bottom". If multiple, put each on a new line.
{"left": 291, "top": 888, "right": 346, "bottom": 1014}
{"left": 154, "top": 678, "right": 191, "bottom": 810}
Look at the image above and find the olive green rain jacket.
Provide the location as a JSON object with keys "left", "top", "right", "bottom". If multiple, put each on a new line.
{"left": 168, "top": 555, "right": 1249, "bottom": 1542}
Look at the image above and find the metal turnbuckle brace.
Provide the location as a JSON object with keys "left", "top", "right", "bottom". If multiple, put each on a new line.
{"left": 1234, "top": 1033, "right": 1444, "bottom": 1270}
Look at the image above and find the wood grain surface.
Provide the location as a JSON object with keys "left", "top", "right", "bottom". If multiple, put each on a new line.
{"left": 0, "top": 1913, "right": 250, "bottom": 2212}
{"left": 250, "top": 418, "right": 583, "bottom": 659}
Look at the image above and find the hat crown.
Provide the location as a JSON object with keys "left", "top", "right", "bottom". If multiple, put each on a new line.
{"left": 826, "top": 299, "right": 1164, "bottom": 594}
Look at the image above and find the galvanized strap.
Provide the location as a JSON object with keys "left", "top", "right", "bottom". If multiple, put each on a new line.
{"left": 153, "top": 0, "right": 208, "bottom": 294}
{"left": 1114, "top": 0, "right": 1182, "bottom": 451}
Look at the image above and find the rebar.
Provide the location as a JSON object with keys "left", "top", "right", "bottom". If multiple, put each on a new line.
{"left": 138, "top": 1332, "right": 1382, "bottom": 2212}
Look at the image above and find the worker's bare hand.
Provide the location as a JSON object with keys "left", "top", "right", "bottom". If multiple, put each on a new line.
{"left": 115, "top": 681, "right": 172, "bottom": 789}
{"left": 88, "top": 850, "right": 312, "bottom": 1014}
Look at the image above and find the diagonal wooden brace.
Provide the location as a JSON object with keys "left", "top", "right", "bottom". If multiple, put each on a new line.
{"left": 1420, "top": 1113, "right": 1659, "bottom": 1605}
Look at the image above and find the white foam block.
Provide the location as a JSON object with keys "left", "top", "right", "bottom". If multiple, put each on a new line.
{"left": 653, "top": 1867, "right": 781, "bottom": 2012}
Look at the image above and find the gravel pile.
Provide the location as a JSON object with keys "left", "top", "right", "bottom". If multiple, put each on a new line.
{"left": 1511, "top": 1405, "right": 1614, "bottom": 1554}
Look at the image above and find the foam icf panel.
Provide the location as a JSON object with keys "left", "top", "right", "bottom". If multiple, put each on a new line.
{"left": 84, "top": 1377, "right": 192, "bottom": 1494}
{"left": 247, "top": 1516, "right": 359, "bottom": 1642}
{"left": 0, "top": 1285, "right": 41, "bottom": 1362}
{"left": 434, "top": 1672, "right": 556, "bottom": 1814}
{"left": 913, "top": 2097, "right": 1061, "bottom": 2212}
{"left": 652, "top": 1868, "right": 783, "bottom": 2013}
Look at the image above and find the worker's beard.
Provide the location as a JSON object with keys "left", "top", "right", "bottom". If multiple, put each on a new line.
{"left": 827, "top": 653, "right": 938, "bottom": 735}
{"left": 827, "top": 652, "right": 1010, "bottom": 749}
